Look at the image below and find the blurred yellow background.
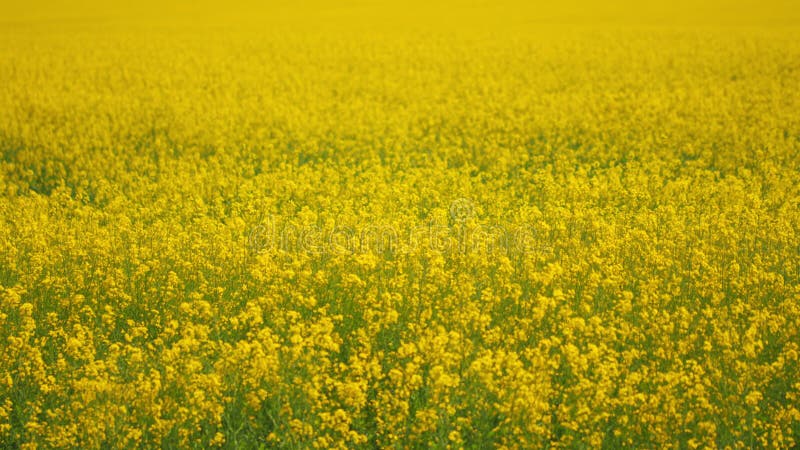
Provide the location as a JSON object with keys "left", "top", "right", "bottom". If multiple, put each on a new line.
{"left": 2, "top": 0, "right": 799, "bottom": 28}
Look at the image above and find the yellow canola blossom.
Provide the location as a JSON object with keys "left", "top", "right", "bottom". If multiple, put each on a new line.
{"left": 1, "top": 0, "right": 800, "bottom": 448}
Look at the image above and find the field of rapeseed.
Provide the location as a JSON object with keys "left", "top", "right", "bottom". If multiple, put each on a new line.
{"left": 1, "top": 1, "right": 799, "bottom": 448}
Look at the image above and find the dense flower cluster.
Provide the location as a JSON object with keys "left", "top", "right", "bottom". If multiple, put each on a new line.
{"left": 1, "top": 2, "right": 799, "bottom": 448}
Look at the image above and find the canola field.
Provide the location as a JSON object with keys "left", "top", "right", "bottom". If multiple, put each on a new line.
{"left": 1, "top": 1, "right": 799, "bottom": 448}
